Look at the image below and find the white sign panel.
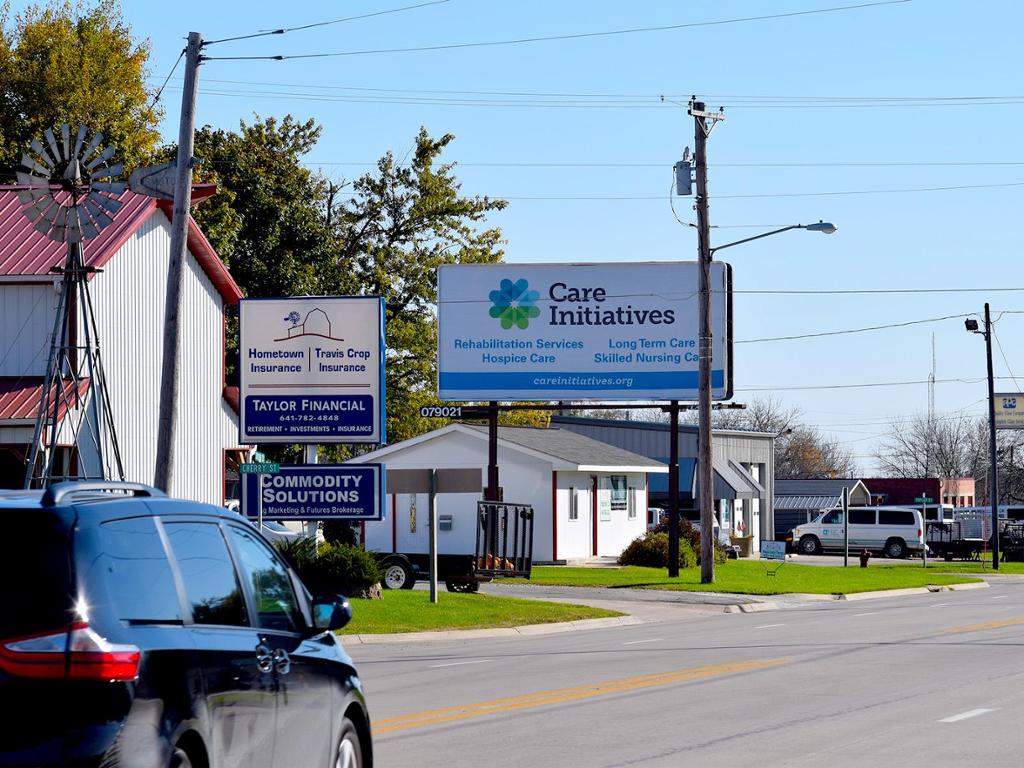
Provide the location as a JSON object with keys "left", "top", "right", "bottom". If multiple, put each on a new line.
{"left": 239, "top": 297, "right": 385, "bottom": 444}
{"left": 437, "top": 262, "right": 732, "bottom": 401}
{"left": 994, "top": 393, "right": 1024, "bottom": 430}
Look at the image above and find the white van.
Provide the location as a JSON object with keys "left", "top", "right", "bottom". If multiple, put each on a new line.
{"left": 792, "top": 506, "right": 924, "bottom": 558}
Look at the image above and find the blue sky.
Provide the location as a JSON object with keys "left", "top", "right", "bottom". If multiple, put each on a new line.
{"left": 21, "top": 0, "right": 1024, "bottom": 469}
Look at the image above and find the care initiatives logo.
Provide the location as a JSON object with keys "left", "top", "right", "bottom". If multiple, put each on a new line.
{"left": 489, "top": 278, "right": 540, "bottom": 329}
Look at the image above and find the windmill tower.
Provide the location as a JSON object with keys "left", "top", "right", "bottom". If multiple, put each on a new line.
{"left": 16, "top": 125, "right": 126, "bottom": 487}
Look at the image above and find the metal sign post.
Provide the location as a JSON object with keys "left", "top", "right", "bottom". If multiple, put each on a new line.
{"left": 428, "top": 470, "right": 438, "bottom": 604}
{"left": 842, "top": 487, "right": 850, "bottom": 567}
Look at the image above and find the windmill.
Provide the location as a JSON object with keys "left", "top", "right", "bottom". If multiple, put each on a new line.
{"left": 16, "top": 124, "right": 126, "bottom": 487}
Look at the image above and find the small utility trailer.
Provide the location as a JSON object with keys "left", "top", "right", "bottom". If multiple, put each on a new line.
{"left": 925, "top": 521, "right": 985, "bottom": 561}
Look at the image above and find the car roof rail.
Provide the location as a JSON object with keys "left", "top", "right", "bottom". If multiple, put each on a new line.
{"left": 41, "top": 481, "right": 167, "bottom": 507}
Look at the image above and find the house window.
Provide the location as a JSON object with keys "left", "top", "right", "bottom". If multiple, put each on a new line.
{"left": 627, "top": 486, "right": 637, "bottom": 520}
{"left": 568, "top": 487, "right": 578, "bottom": 521}
{"left": 609, "top": 475, "right": 628, "bottom": 511}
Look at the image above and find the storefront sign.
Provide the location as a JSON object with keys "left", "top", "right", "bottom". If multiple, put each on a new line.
{"left": 994, "top": 393, "right": 1024, "bottom": 430}
{"left": 241, "top": 464, "right": 384, "bottom": 521}
{"left": 239, "top": 297, "right": 385, "bottom": 443}
{"left": 437, "top": 262, "right": 732, "bottom": 401}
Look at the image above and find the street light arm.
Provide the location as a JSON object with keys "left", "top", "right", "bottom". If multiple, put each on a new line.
{"left": 709, "top": 225, "right": 802, "bottom": 255}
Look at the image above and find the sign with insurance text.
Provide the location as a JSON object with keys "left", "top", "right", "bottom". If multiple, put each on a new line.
{"left": 239, "top": 296, "right": 386, "bottom": 443}
{"left": 437, "top": 262, "right": 732, "bottom": 401}
{"left": 241, "top": 464, "right": 384, "bottom": 521}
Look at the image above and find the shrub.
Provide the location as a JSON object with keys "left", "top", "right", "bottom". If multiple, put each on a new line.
{"left": 618, "top": 531, "right": 697, "bottom": 569}
{"left": 275, "top": 540, "right": 383, "bottom": 598}
{"left": 321, "top": 520, "right": 358, "bottom": 546}
{"left": 652, "top": 517, "right": 728, "bottom": 565}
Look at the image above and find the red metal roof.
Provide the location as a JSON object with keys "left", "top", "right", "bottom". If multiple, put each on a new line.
{"left": 0, "top": 184, "right": 242, "bottom": 304}
{"left": 0, "top": 377, "right": 91, "bottom": 421}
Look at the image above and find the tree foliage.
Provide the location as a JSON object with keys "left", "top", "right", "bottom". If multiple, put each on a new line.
{"left": 0, "top": 0, "right": 159, "bottom": 177}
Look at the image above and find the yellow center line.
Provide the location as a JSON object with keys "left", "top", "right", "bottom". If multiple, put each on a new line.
{"left": 372, "top": 659, "right": 786, "bottom": 734}
{"left": 944, "top": 616, "right": 1024, "bottom": 635}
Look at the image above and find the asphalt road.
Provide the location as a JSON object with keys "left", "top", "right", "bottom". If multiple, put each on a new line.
{"left": 348, "top": 579, "right": 1024, "bottom": 768}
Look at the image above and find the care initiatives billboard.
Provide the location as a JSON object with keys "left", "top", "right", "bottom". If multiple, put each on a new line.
{"left": 437, "top": 262, "right": 732, "bottom": 401}
{"left": 239, "top": 297, "right": 385, "bottom": 444}
{"left": 241, "top": 464, "right": 384, "bottom": 521}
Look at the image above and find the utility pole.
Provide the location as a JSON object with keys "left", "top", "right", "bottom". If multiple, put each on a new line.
{"left": 690, "top": 99, "right": 725, "bottom": 584}
{"left": 154, "top": 31, "right": 202, "bottom": 493}
{"left": 984, "top": 303, "right": 1000, "bottom": 569}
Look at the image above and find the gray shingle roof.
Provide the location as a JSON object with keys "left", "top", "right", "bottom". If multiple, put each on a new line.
{"left": 466, "top": 425, "right": 666, "bottom": 469}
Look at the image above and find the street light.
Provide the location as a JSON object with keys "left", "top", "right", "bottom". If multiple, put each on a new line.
{"left": 966, "top": 305, "right": 1000, "bottom": 570}
{"left": 694, "top": 220, "right": 837, "bottom": 584}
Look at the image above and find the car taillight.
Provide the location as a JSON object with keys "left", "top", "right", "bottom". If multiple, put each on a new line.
{"left": 918, "top": 528, "right": 922, "bottom": 539}
{"left": 0, "top": 622, "right": 139, "bottom": 682}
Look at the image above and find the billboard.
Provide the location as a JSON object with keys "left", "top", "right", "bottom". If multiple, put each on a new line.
{"left": 241, "top": 464, "right": 384, "bottom": 521}
{"left": 994, "top": 393, "right": 1024, "bottom": 429}
{"left": 239, "top": 297, "right": 385, "bottom": 444}
{"left": 437, "top": 262, "right": 732, "bottom": 401}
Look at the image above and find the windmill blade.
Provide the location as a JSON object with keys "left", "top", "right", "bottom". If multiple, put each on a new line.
{"left": 92, "top": 181, "right": 126, "bottom": 196}
{"left": 43, "top": 128, "right": 63, "bottom": 164}
{"left": 84, "top": 145, "right": 116, "bottom": 172}
{"left": 21, "top": 154, "right": 51, "bottom": 178}
{"left": 91, "top": 193, "right": 122, "bottom": 215}
{"left": 23, "top": 197, "right": 58, "bottom": 224}
{"left": 83, "top": 198, "right": 113, "bottom": 230}
{"left": 29, "top": 139, "right": 58, "bottom": 171}
{"left": 16, "top": 187, "right": 50, "bottom": 205}
{"left": 90, "top": 163, "right": 123, "bottom": 181}
{"left": 79, "top": 211, "right": 101, "bottom": 240}
{"left": 46, "top": 205, "right": 70, "bottom": 241}
{"left": 71, "top": 126, "right": 87, "bottom": 161}
{"left": 80, "top": 132, "right": 103, "bottom": 165}
{"left": 60, "top": 125, "right": 71, "bottom": 162}
{"left": 66, "top": 209, "right": 83, "bottom": 243}
{"left": 15, "top": 171, "right": 51, "bottom": 188}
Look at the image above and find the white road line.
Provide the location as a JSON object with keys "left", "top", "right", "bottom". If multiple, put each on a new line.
{"left": 623, "top": 638, "right": 664, "bottom": 646}
{"left": 939, "top": 708, "right": 997, "bottom": 723}
{"left": 992, "top": 595, "right": 1008, "bottom": 600}
{"left": 429, "top": 659, "right": 490, "bottom": 669}
{"left": 854, "top": 612, "right": 880, "bottom": 617}
{"left": 754, "top": 624, "right": 785, "bottom": 629}
{"left": 929, "top": 603, "right": 951, "bottom": 608}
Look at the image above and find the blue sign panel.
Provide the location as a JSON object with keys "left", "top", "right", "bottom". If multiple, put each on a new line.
{"left": 243, "top": 395, "right": 375, "bottom": 439}
{"left": 241, "top": 464, "right": 384, "bottom": 521}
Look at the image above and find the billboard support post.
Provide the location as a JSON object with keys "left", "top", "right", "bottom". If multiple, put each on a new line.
{"left": 667, "top": 401, "right": 680, "bottom": 578}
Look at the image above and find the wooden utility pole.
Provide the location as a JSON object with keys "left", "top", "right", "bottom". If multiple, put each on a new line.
{"left": 154, "top": 31, "right": 202, "bottom": 493}
{"left": 690, "top": 99, "right": 724, "bottom": 584}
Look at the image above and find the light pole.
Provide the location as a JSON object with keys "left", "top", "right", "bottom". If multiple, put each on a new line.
{"left": 697, "top": 222, "right": 836, "bottom": 583}
{"left": 966, "top": 307, "right": 1000, "bottom": 570}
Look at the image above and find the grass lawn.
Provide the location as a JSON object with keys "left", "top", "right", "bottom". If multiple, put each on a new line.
{"left": 923, "top": 560, "right": 1024, "bottom": 575}
{"left": 338, "top": 590, "right": 622, "bottom": 635}
{"left": 508, "top": 561, "right": 982, "bottom": 596}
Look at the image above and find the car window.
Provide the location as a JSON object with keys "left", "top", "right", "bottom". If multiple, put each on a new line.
{"left": 96, "top": 517, "right": 181, "bottom": 622}
{"left": 822, "top": 510, "right": 843, "bottom": 525}
{"left": 226, "top": 526, "right": 303, "bottom": 633}
{"left": 163, "top": 522, "right": 248, "bottom": 627}
{"left": 264, "top": 521, "right": 290, "bottom": 532}
{"left": 1, "top": 512, "right": 71, "bottom": 640}
{"left": 879, "top": 510, "right": 915, "bottom": 526}
{"left": 849, "top": 509, "right": 875, "bottom": 525}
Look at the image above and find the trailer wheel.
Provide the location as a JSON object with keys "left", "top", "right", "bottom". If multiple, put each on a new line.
{"left": 382, "top": 557, "right": 414, "bottom": 590}
{"left": 445, "top": 580, "right": 480, "bottom": 594}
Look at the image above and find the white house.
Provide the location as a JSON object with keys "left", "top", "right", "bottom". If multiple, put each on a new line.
{"left": 350, "top": 423, "right": 667, "bottom": 563}
{"left": 0, "top": 185, "right": 248, "bottom": 504}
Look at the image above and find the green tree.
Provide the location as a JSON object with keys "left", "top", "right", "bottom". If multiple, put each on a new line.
{"left": 336, "top": 128, "right": 508, "bottom": 442}
{"left": 0, "top": 0, "right": 159, "bottom": 177}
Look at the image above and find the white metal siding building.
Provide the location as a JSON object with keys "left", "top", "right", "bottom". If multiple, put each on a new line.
{"left": 0, "top": 186, "right": 247, "bottom": 503}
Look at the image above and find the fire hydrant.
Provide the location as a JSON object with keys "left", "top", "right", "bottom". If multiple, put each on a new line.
{"left": 859, "top": 549, "right": 871, "bottom": 568}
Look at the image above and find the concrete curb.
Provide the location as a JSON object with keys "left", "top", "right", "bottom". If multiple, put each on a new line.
{"left": 343, "top": 614, "right": 645, "bottom": 644}
{"left": 837, "top": 581, "right": 989, "bottom": 601}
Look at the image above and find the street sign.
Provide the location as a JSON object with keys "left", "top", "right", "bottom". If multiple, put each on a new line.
{"left": 241, "top": 463, "right": 384, "bottom": 521}
{"left": 252, "top": 451, "right": 266, "bottom": 463}
{"left": 994, "top": 393, "right": 1024, "bottom": 429}
{"left": 437, "top": 262, "right": 733, "bottom": 401}
{"left": 419, "top": 404, "right": 493, "bottom": 420}
{"left": 914, "top": 496, "right": 934, "bottom": 503}
{"left": 240, "top": 462, "right": 280, "bottom": 474}
{"left": 239, "top": 296, "right": 386, "bottom": 444}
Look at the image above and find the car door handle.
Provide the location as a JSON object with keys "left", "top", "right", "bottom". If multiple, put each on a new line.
{"left": 272, "top": 648, "right": 291, "bottom": 676}
{"left": 255, "top": 643, "right": 274, "bottom": 674}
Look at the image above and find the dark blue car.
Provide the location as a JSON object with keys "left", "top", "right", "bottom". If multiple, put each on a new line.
{"left": 0, "top": 482, "right": 372, "bottom": 768}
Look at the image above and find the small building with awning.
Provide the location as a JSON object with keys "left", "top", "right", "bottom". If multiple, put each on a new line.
{"left": 550, "top": 416, "right": 774, "bottom": 553}
{"left": 773, "top": 478, "right": 872, "bottom": 539}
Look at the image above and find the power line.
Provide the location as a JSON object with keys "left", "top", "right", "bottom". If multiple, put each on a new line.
{"left": 735, "top": 376, "right": 1017, "bottom": 393}
{"left": 202, "top": 1, "right": 910, "bottom": 60}
{"left": 992, "top": 326, "right": 1022, "bottom": 391}
{"left": 736, "top": 313, "right": 971, "bottom": 344}
{"left": 149, "top": 48, "right": 185, "bottom": 108}
{"left": 204, "top": 1, "right": 451, "bottom": 45}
